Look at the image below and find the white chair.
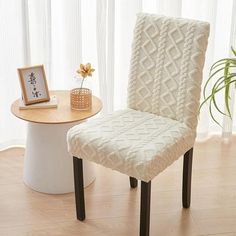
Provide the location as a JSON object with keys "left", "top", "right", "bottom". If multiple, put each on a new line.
{"left": 67, "top": 13, "right": 210, "bottom": 236}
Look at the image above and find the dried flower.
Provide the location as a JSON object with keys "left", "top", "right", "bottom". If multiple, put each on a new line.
{"left": 77, "top": 63, "right": 95, "bottom": 78}
{"left": 75, "top": 63, "right": 95, "bottom": 89}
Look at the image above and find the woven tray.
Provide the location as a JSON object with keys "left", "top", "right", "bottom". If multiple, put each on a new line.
{"left": 70, "top": 88, "right": 92, "bottom": 110}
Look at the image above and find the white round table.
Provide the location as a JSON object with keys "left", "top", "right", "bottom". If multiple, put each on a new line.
{"left": 11, "top": 90, "right": 102, "bottom": 194}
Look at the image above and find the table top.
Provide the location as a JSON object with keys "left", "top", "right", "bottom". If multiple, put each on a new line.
{"left": 11, "top": 90, "right": 103, "bottom": 124}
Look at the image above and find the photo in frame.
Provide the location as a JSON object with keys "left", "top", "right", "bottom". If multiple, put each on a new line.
{"left": 18, "top": 65, "right": 50, "bottom": 105}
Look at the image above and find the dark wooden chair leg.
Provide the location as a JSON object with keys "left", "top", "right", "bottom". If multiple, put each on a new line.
{"left": 130, "top": 176, "right": 138, "bottom": 188}
{"left": 140, "top": 181, "right": 151, "bottom": 236}
{"left": 73, "top": 156, "right": 85, "bottom": 221}
{"left": 182, "top": 148, "right": 193, "bottom": 208}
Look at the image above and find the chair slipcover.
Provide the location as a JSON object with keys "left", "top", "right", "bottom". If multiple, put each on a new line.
{"left": 67, "top": 13, "right": 210, "bottom": 182}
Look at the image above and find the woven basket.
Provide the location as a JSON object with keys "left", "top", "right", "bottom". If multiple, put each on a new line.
{"left": 70, "top": 88, "right": 92, "bottom": 110}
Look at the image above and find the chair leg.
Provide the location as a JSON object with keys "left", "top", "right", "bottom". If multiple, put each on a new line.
{"left": 182, "top": 148, "right": 193, "bottom": 208}
{"left": 140, "top": 181, "right": 151, "bottom": 236}
{"left": 73, "top": 156, "right": 86, "bottom": 221}
{"left": 129, "top": 176, "right": 138, "bottom": 188}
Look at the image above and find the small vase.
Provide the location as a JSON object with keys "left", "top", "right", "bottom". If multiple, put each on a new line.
{"left": 70, "top": 88, "right": 92, "bottom": 110}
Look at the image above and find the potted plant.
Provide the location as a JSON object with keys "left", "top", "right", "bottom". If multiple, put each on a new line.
{"left": 70, "top": 63, "right": 95, "bottom": 110}
{"left": 200, "top": 47, "right": 236, "bottom": 126}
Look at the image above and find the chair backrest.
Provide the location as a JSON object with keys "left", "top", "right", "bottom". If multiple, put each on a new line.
{"left": 127, "top": 13, "right": 210, "bottom": 130}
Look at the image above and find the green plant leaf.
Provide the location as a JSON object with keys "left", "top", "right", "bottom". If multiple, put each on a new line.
{"left": 203, "top": 76, "right": 224, "bottom": 99}
{"left": 211, "top": 77, "right": 236, "bottom": 123}
{"left": 203, "top": 66, "right": 227, "bottom": 99}
{"left": 231, "top": 46, "right": 236, "bottom": 57}
{"left": 210, "top": 74, "right": 230, "bottom": 116}
{"left": 211, "top": 88, "right": 227, "bottom": 116}
{"left": 211, "top": 74, "right": 235, "bottom": 118}
{"left": 215, "top": 75, "right": 236, "bottom": 90}
{"left": 200, "top": 77, "right": 233, "bottom": 112}
{"left": 201, "top": 44, "right": 236, "bottom": 126}
{"left": 211, "top": 60, "right": 236, "bottom": 70}
{"left": 203, "top": 65, "right": 236, "bottom": 100}
{"left": 209, "top": 97, "right": 222, "bottom": 127}
{"left": 224, "top": 61, "right": 231, "bottom": 117}
{"left": 210, "top": 58, "right": 232, "bottom": 71}
{"left": 200, "top": 78, "right": 236, "bottom": 126}
{"left": 211, "top": 78, "right": 236, "bottom": 125}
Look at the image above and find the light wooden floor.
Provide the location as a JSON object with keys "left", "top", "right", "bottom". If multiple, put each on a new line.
{"left": 0, "top": 136, "right": 236, "bottom": 236}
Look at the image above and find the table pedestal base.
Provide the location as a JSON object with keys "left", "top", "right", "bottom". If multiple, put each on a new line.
{"left": 24, "top": 122, "right": 95, "bottom": 194}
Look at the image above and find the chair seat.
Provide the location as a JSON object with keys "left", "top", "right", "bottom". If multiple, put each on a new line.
{"left": 67, "top": 109, "right": 195, "bottom": 182}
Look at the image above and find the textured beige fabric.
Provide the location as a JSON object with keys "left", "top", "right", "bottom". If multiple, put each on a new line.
{"left": 67, "top": 13, "right": 210, "bottom": 181}
{"left": 67, "top": 109, "right": 195, "bottom": 182}
{"left": 128, "top": 13, "right": 210, "bottom": 129}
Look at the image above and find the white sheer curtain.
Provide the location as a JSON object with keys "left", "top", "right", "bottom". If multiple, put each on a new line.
{"left": 0, "top": 0, "right": 235, "bottom": 149}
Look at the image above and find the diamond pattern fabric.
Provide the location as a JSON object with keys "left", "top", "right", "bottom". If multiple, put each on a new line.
{"left": 67, "top": 14, "right": 210, "bottom": 182}
{"left": 67, "top": 109, "right": 195, "bottom": 182}
{"left": 128, "top": 13, "right": 210, "bottom": 129}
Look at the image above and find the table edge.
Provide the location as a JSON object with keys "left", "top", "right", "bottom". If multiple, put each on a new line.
{"left": 11, "top": 93, "right": 103, "bottom": 124}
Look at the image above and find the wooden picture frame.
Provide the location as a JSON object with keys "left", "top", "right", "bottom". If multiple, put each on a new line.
{"left": 18, "top": 65, "right": 50, "bottom": 105}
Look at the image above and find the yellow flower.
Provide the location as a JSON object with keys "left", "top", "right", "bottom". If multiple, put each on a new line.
{"left": 77, "top": 63, "right": 95, "bottom": 78}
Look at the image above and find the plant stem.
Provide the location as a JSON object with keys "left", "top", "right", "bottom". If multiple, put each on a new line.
{"left": 80, "top": 78, "right": 85, "bottom": 90}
